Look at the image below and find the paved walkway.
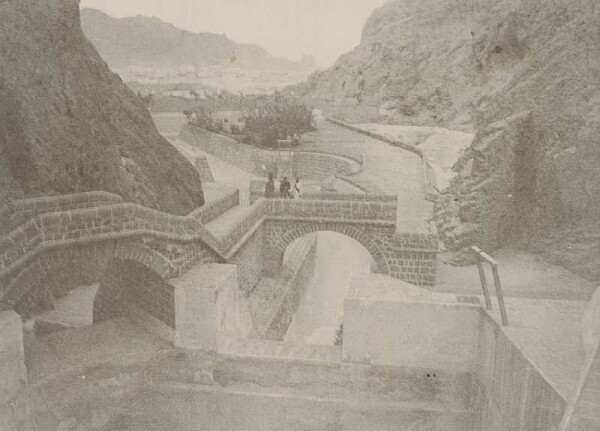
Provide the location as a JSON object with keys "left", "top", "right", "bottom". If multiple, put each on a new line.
{"left": 300, "top": 118, "right": 432, "bottom": 233}
{"left": 352, "top": 123, "right": 474, "bottom": 190}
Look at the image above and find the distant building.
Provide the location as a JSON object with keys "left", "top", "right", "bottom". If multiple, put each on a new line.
{"left": 211, "top": 110, "right": 245, "bottom": 134}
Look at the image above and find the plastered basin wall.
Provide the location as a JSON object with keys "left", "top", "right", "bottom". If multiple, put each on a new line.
{"left": 179, "top": 125, "right": 358, "bottom": 181}
{"left": 171, "top": 264, "right": 252, "bottom": 351}
{"left": 343, "top": 274, "right": 481, "bottom": 373}
{"left": 479, "top": 312, "right": 567, "bottom": 431}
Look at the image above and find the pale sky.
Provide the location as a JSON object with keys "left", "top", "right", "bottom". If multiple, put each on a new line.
{"left": 79, "top": 0, "right": 389, "bottom": 67}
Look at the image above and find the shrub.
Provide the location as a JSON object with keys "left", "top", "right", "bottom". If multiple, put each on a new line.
{"left": 230, "top": 124, "right": 241, "bottom": 135}
{"left": 190, "top": 93, "right": 314, "bottom": 147}
{"left": 334, "top": 323, "right": 343, "bottom": 346}
{"left": 242, "top": 95, "right": 314, "bottom": 147}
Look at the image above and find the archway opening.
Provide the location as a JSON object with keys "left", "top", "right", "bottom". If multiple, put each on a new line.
{"left": 12, "top": 252, "right": 173, "bottom": 383}
{"left": 283, "top": 231, "right": 371, "bottom": 346}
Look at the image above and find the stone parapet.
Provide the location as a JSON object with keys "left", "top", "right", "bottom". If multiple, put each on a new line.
{"left": 0, "top": 191, "right": 123, "bottom": 236}
{"left": 191, "top": 190, "right": 240, "bottom": 225}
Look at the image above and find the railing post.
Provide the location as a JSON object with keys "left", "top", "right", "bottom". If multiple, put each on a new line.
{"left": 491, "top": 264, "right": 509, "bottom": 326}
{"left": 475, "top": 259, "right": 493, "bottom": 310}
{"left": 472, "top": 245, "right": 509, "bottom": 326}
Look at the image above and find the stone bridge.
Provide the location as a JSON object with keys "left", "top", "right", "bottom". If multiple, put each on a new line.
{"left": 0, "top": 190, "right": 437, "bottom": 343}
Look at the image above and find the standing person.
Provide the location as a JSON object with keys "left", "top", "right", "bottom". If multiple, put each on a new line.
{"left": 292, "top": 177, "right": 302, "bottom": 199}
{"left": 265, "top": 173, "right": 275, "bottom": 198}
{"left": 280, "top": 177, "right": 290, "bottom": 198}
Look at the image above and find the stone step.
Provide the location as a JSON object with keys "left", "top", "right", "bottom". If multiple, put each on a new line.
{"left": 204, "top": 204, "right": 256, "bottom": 239}
{"left": 221, "top": 338, "right": 342, "bottom": 363}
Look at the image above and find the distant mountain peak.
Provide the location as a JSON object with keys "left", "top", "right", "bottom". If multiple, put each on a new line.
{"left": 80, "top": 8, "right": 311, "bottom": 72}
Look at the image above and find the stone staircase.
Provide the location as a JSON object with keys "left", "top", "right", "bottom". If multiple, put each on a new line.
{"left": 220, "top": 338, "right": 342, "bottom": 363}
{"left": 204, "top": 204, "right": 256, "bottom": 239}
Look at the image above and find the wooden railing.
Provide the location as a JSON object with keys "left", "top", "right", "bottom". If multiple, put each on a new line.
{"left": 472, "top": 246, "right": 509, "bottom": 326}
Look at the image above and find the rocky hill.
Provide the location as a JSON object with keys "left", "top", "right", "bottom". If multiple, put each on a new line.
{"left": 296, "top": 0, "right": 600, "bottom": 280}
{"left": 0, "top": 0, "right": 204, "bottom": 214}
{"left": 80, "top": 8, "right": 307, "bottom": 72}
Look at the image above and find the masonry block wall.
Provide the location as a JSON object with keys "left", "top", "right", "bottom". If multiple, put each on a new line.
{"left": 387, "top": 233, "right": 438, "bottom": 286}
{"left": 180, "top": 125, "right": 275, "bottom": 176}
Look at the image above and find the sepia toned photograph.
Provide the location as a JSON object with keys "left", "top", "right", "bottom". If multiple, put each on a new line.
{"left": 0, "top": 0, "right": 599, "bottom": 429}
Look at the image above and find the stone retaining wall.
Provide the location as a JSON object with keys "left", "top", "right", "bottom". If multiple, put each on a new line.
{"left": 179, "top": 125, "right": 360, "bottom": 181}
{"left": 264, "top": 234, "right": 317, "bottom": 340}
{"left": 248, "top": 234, "right": 317, "bottom": 340}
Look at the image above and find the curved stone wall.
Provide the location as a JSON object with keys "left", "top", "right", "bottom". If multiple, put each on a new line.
{"left": 179, "top": 125, "right": 360, "bottom": 181}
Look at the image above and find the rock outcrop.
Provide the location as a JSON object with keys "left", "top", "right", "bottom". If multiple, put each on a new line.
{"left": 296, "top": 0, "right": 600, "bottom": 280}
{"left": 0, "top": 0, "right": 203, "bottom": 214}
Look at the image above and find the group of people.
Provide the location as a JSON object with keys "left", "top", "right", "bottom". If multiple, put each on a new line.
{"left": 265, "top": 173, "right": 302, "bottom": 199}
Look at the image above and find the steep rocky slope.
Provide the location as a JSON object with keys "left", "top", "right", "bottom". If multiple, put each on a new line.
{"left": 80, "top": 8, "right": 307, "bottom": 72}
{"left": 296, "top": 0, "right": 600, "bottom": 280}
{"left": 0, "top": 0, "right": 203, "bottom": 214}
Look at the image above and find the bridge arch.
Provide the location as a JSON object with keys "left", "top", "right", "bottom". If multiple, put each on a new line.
{"left": 266, "top": 222, "right": 391, "bottom": 277}
{"left": 4, "top": 242, "right": 175, "bottom": 316}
